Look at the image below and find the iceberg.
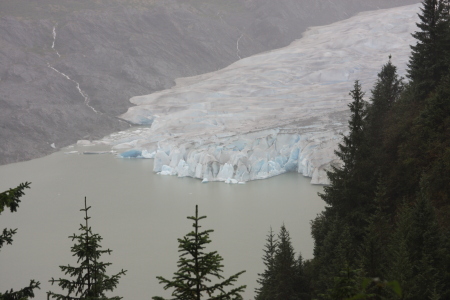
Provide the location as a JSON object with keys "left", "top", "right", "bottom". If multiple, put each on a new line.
{"left": 99, "top": 4, "right": 420, "bottom": 184}
{"left": 119, "top": 149, "right": 143, "bottom": 158}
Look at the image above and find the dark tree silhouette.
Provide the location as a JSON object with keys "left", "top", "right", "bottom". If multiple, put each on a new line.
{"left": 47, "top": 197, "right": 126, "bottom": 300}
{"left": 153, "top": 205, "right": 246, "bottom": 300}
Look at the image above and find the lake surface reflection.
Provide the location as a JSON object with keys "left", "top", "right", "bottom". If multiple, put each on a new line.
{"left": 0, "top": 146, "right": 324, "bottom": 300}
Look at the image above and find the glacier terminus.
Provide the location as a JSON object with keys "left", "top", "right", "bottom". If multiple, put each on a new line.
{"left": 91, "top": 4, "right": 420, "bottom": 184}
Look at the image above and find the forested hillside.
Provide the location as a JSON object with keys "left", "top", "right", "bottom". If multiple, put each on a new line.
{"left": 256, "top": 0, "right": 450, "bottom": 299}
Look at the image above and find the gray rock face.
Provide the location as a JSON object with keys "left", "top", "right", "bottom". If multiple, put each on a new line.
{"left": 0, "top": 0, "right": 420, "bottom": 165}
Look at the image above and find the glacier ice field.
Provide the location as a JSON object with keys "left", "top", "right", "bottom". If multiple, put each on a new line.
{"left": 86, "top": 4, "right": 420, "bottom": 184}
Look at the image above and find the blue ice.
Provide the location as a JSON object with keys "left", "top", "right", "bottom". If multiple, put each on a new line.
{"left": 119, "top": 149, "right": 142, "bottom": 158}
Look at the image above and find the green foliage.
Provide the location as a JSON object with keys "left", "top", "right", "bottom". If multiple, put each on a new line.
{"left": 408, "top": 185, "right": 441, "bottom": 267}
{"left": 315, "top": 80, "right": 374, "bottom": 271}
{"left": 308, "top": 1, "right": 450, "bottom": 297}
{"left": 319, "top": 266, "right": 364, "bottom": 300}
{"left": 47, "top": 197, "right": 126, "bottom": 300}
{"left": 345, "top": 278, "right": 402, "bottom": 300}
{"left": 319, "top": 81, "right": 374, "bottom": 242}
{"left": 359, "top": 210, "right": 390, "bottom": 280}
{"left": 0, "top": 182, "right": 41, "bottom": 300}
{"left": 318, "top": 264, "right": 403, "bottom": 300}
{"left": 272, "top": 225, "right": 301, "bottom": 300}
{"left": 0, "top": 182, "right": 30, "bottom": 215}
{"left": 0, "top": 280, "right": 41, "bottom": 300}
{"left": 312, "top": 217, "right": 356, "bottom": 297}
{"left": 337, "top": 80, "right": 367, "bottom": 173}
{"left": 407, "top": 0, "right": 450, "bottom": 99}
{"left": 295, "top": 254, "right": 310, "bottom": 300}
{"left": 386, "top": 183, "right": 445, "bottom": 300}
{"left": 256, "top": 225, "right": 309, "bottom": 300}
{"left": 153, "top": 205, "right": 246, "bottom": 300}
{"left": 366, "top": 57, "right": 404, "bottom": 152}
{"left": 416, "top": 74, "right": 450, "bottom": 210}
{"left": 255, "top": 227, "right": 277, "bottom": 300}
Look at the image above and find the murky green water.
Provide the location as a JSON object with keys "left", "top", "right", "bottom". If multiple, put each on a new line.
{"left": 0, "top": 146, "right": 324, "bottom": 300}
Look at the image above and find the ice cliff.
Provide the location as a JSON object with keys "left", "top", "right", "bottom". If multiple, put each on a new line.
{"left": 100, "top": 4, "right": 420, "bottom": 184}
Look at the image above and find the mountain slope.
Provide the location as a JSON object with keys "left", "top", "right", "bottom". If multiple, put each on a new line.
{"left": 98, "top": 4, "right": 420, "bottom": 184}
{"left": 0, "top": 0, "right": 420, "bottom": 165}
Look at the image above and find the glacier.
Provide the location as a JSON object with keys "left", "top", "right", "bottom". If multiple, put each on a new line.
{"left": 96, "top": 4, "right": 420, "bottom": 184}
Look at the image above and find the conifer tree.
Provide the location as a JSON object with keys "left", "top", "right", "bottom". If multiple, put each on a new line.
{"left": 319, "top": 81, "right": 370, "bottom": 240}
{"left": 389, "top": 237, "right": 413, "bottom": 300}
{"left": 382, "top": 0, "right": 450, "bottom": 203}
{"left": 272, "top": 225, "right": 299, "bottom": 300}
{"left": 294, "top": 254, "right": 309, "bottom": 300}
{"left": 257, "top": 225, "right": 308, "bottom": 300}
{"left": 366, "top": 57, "right": 404, "bottom": 145}
{"left": 359, "top": 178, "right": 392, "bottom": 281}
{"left": 321, "top": 81, "right": 367, "bottom": 207}
{"left": 407, "top": 0, "right": 449, "bottom": 98}
{"left": 336, "top": 80, "right": 367, "bottom": 174}
{"left": 255, "top": 227, "right": 278, "bottom": 300}
{"left": 362, "top": 58, "right": 404, "bottom": 215}
{"left": 308, "top": 4, "right": 450, "bottom": 295}
{"left": 407, "top": 184, "right": 443, "bottom": 300}
{"left": 310, "top": 217, "right": 356, "bottom": 299}
{"left": 387, "top": 183, "right": 446, "bottom": 300}
{"left": 415, "top": 73, "right": 450, "bottom": 207}
{"left": 320, "top": 266, "right": 363, "bottom": 300}
{"left": 153, "top": 205, "right": 246, "bottom": 300}
{"left": 47, "top": 197, "right": 127, "bottom": 300}
{"left": 0, "top": 182, "right": 41, "bottom": 300}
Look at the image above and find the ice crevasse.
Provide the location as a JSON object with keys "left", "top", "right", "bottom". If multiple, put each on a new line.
{"left": 99, "top": 4, "right": 420, "bottom": 184}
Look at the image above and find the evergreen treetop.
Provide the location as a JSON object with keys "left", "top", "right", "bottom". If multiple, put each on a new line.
{"left": 320, "top": 80, "right": 369, "bottom": 217}
{"left": 368, "top": 57, "right": 403, "bottom": 121}
{"left": 407, "top": 0, "right": 449, "bottom": 98}
{"left": 256, "top": 225, "right": 309, "bottom": 300}
{"left": 255, "top": 227, "right": 278, "bottom": 300}
{"left": 272, "top": 225, "right": 299, "bottom": 300}
{"left": 153, "top": 205, "right": 246, "bottom": 300}
{"left": 47, "top": 197, "right": 127, "bottom": 300}
{"left": 364, "top": 57, "right": 404, "bottom": 201}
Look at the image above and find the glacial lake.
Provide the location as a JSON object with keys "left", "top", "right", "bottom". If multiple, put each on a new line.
{"left": 0, "top": 145, "right": 324, "bottom": 300}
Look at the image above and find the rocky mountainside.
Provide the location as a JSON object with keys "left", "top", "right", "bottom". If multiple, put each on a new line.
{"left": 0, "top": 0, "right": 419, "bottom": 165}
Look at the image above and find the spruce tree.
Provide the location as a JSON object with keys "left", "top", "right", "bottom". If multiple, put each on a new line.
{"left": 255, "top": 227, "right": 278, "bottom": 300}
{"left": 311, "top": 217, "right": 356, "bottom": 299}
{"left": 153, "top": 205, "right": 246, "bottom": 300}
{"left": 294, "top": 254, "right": 309, "bottom": 300}
{"left": 387, "top": 183, "right": 445, "bottom": 300}
{"left": 321, "top": 81, "right": 367, "bottom": 208}
{"left": 336, "top": 80, "right": 367, "bottom": 174}
{"left": 320, "top": 266, "right": 363, "bottom": 300}
{"left": 47, "top": 197, "right": 127, "bottom": 300}
{"left": 382, "top": 0, "right": 450, "bottom": 204}
{"left": 366, "top": 57, "right": 404, "bottom": 146}
{"left": 319, "top": 80, "right": 370, "bottom": 241}
{"left": 362, "top": 58, "right": 405, "bottom": 216}
{"left": 308, "top": 4, "right": 450, "bottom": 296}
{"left": 407, "top": 0, "right": 449, "bottom": 99}
{"left": 407, "top": 184, "right": 443, "bottom": 300}
{"left": 415, "top": 73, "right": 450, "bottom": 208}
{"left": 359, "top": 178, "right": 392, "bottom": 281}
{"left": 272, "top": 225, "right": 299, "bottom": 300}
{"left": 0, "top": 182, "right": 41, "bottom": 300}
